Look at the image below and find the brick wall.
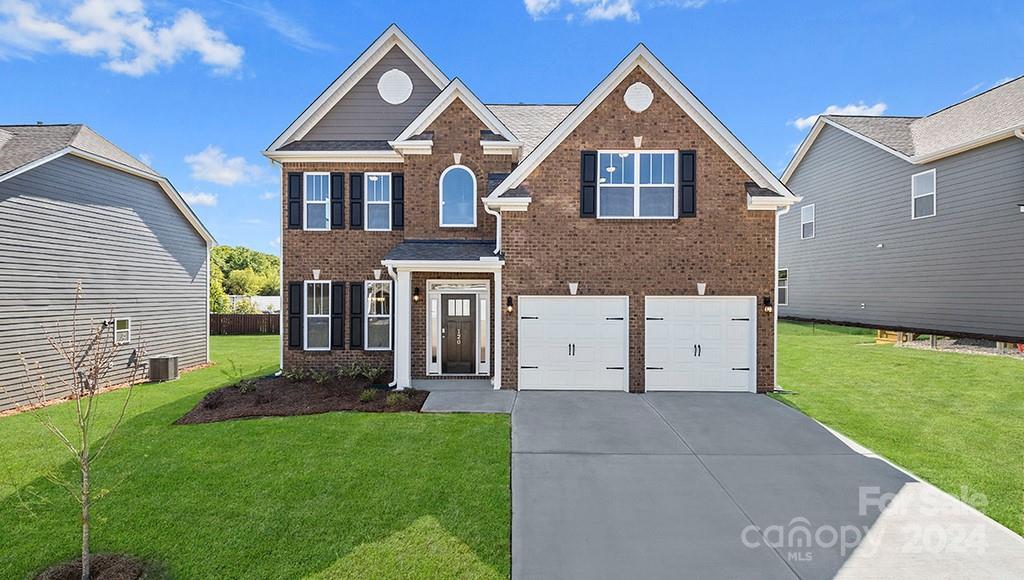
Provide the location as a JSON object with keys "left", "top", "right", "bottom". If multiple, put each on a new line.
{"left": 499, "top": 68, "right": 777, "bottom": 392}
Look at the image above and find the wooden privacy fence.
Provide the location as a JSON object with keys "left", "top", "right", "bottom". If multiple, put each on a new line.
{"left": 210, "top": 314, "right": 279, "bottom": 335}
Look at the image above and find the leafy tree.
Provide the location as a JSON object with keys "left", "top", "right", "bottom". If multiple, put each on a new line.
{"left": 257, "top": 274, "right": 280, "bottom": 297}
{"left": 224, "top": 268, "right": 263, "bottom": 296}
{"left": 210, "top": 246, "right": 280, "bottom": 300}
{"left": 209, "top": 262, "right": 229, "bottom": 314}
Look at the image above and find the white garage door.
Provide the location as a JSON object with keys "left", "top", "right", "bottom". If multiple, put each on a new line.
{"left": 518, "top": 296, "right": 629, "bottom": 391}
{"left": 645, "top": 297, "right": 756, "bottom": 392}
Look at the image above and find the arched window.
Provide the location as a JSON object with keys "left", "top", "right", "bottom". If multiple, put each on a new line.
{"left": 439, "top": 165, "right": 476, "bottom": 227}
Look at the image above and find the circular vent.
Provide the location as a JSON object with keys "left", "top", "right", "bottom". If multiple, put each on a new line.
{"left": 377, "top": 69, "right": 413, "bottom": 105}
{"left": 623, "top": 82, "right": 654, "bottom": 113}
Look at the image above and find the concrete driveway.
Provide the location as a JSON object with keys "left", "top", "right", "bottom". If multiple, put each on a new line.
{"left": 511, "top": 392, "right": 1024, "bottom": 580}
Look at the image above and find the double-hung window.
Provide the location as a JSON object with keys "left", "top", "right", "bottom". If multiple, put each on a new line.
{"left": 800, "top": 204, "right": 815, "bottom": 239}
{"left": 597, "top": 151, "right": 677, "bottom": 218}
{"left": 777, "top": 269, "right": 789, "bottom": 306}
{"left": 911, "top": 169, "right": 936, "bottom": 219}
{"left": 304, "top": 280, "right": 330, "bottom": 351}
{"left": 365, "top": 280, "right": 392, "bottom": 350}
{"left": 113, "top": 318, "right": 131, "bottom": 345}
{"left": 304, "top": 173, "right": 330, "bottom": 230}
{"left": 365, "top": 173, "right": 392, "bottom": 231}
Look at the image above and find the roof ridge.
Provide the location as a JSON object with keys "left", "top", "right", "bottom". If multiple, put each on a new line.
{"left": 486, "top": 103, "right": 577, "bottom": 107}
{"left": 825, "top": 114, "right": 920, "bottom": 119}
{"left": 924, "top": 74, "right": 1024, "bottom": 119}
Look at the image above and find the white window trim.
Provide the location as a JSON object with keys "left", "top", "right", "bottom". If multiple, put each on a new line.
{"left": 365, "top": 280, "right": 392, "bottom": 351}
{"left": 303, "top": 280, "right": 331, "bottom": 352}
{"left": 438, "top": 165, "right": 477, "bottom": 228}
{"left": 911, "top": 169, "right": 936, "bottom": 220}
{"left": 596, "top": 150, "right": 678, "bottom": 219}
{"left": 777, "top": 269, "right": 789, "bottom": 306}
{"left": 364, "top": 172, "right": 392, "bottom": 231}
{"left": 303, "top": 172, "right": 331, "bottom": 231}
{"left": 800, "top": 203, "right": 815, "bottom": 240}
{"left": 113, "top": 318, "right": 131, "bottom": 345}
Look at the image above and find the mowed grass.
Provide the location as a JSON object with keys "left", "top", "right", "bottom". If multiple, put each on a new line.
{"left": 0, "top": 336, "right": 510, "bottom": 579}
{"left": 774, "top": 322, "right": 1024, "bottom": 535}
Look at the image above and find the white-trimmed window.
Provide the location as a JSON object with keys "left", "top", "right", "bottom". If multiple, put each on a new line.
{"left": 113, "top": 318, "right": 131, "bottom": 345}
{"left": 365, "top": 173, "right": 392, "bottom": 231}
{"left": 365, "top": 280, "right": 392, "bottom": 350}
{"left": 597, "top": 151, "right": 677, "bottom": 218}
{"left": 777, "top": 269, "right": 788, "bottom": 306}
{"left": 304, "top": 280, "right": 330, "bottom": 351}
{"left": 304, "top": 172, "right": 330, "bottom": 230}
{"left": 911, "top": 169, "right": 936, "bottom": 219}
{"left": 439, "top": 165, "right": 476, "bottom": 227}
{"left": 800, "top": 204, "right": 815, "bottom": 239}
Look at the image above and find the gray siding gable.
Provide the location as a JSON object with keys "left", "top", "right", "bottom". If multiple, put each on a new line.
{"left": 779, "top": 124, "right": 1024, "bottom": 341}
{"left": 0, "top": 155, "right": 208, "bottom": 410}
{"left": 301, "top": 46, "right": 442, "bottom": 142}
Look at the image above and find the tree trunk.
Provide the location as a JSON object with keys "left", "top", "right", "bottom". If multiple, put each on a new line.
{"left": 81, "top": 452, "right": 90, "bottom": 580}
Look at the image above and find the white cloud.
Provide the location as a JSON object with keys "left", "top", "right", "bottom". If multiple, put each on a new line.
{"left": 180, "top": 191, "right": 217, "bottom": 207}
{"left": 576, "top": 0, "right": 639, "bottom": 22}
{"left": 525, "top": 0, "right": 715, "bottom": 21}
{"left": 224, "top": 0, "right": 330, "bottom": 52}
{"left": 0, "top": 0, "right": 243, "bottom": 76}
{"left": 259, "top": 191, "right": 276, "bottom": 200}
{"left": 790, "top": 102, "right": 888, "bottom": 131}
{"left": 524, "top": 0, "right": 561, "bottom": 18}
{"left": 184, "top": 145, "right": 264, "bottom": 186}
{"left": 964, "top": 76, "right": 1015, "bottom": 96}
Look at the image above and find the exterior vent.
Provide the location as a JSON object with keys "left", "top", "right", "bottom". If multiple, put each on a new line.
{"left": 149, "top": 355, "right": 179, "bottom": 381}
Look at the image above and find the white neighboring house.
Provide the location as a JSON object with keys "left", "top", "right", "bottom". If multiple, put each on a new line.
{"left": 229, "top": 295, "right": 281, "bottom": 313}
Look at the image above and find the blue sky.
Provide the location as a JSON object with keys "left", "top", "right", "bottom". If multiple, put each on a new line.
{"left": 2, "top": 0, "right": 1022, "bottom": 253}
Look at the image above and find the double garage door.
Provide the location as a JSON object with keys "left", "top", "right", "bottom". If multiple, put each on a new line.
{"left": 517, "top": 296, "right": 755, "bottom": 392}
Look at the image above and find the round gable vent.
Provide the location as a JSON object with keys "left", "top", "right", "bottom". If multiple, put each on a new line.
{"left": 624, "top": 82, "right": 654, "bottom": 113}
{"left": 378, "top": 69, "right": 413, "bottom": 105}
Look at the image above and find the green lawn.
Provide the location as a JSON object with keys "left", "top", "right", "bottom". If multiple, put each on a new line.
{"left": 775, "top": 321, "right": 1024, "bottom": 535}
{"left": 0, "top": 336, "right": 510, "bottom": 579}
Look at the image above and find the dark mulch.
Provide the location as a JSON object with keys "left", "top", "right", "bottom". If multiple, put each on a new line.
{"left": 36, "top": 554, "right": 163, "bottom": 580}
{"left": 175, "top": 375, "right": 428, "bottom": 424}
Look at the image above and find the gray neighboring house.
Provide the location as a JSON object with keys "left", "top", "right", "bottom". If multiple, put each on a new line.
{"left": 0, "top": 124, "right": 214, "bottom": 411}
{"left": 779, "top": 77, "right": 1024, "bottom": 341}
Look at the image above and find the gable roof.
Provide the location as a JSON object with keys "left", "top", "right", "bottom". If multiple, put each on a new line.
{"left": 0, "top": 124, "right": 214, "bottom": 244}
{"left": 484, "top": 44, "right": 796, "bottom": 208}
{"left": 783, "top": 76, "right": 1024, "bottom": 182}
{"left": 392, "top": 78, "right": 520, "bottom": 145}
{"left": 266, "top": 24, "right": 448, "bottom": 153}
{"left": 488, "top": 104, "right": 575, "bottom": 158}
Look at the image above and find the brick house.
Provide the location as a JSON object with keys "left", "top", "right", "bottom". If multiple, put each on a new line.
{"left": 264, "top": 25, "right": 797, "bottom": 393}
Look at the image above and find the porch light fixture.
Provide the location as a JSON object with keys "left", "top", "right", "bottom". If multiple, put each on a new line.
{"left": 568, "top": 282, "right": 579, "bottom": 296}
{"left": 506, "top": 296, "right": 514, "bottom": 313}
{"left": 413, "top": 287, "right": 421, "bottom": 302}
{"left": 373, "top": 269, "right": 382, "bottom": 280}
{"left": 763, "top": 295, "right": 773, "bottom": 314}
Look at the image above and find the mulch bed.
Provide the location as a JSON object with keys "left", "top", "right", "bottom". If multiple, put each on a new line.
{"left": 175, "top": 375, "right": 428, "bottom": 425}
{"left": 36, "top": 554, "right": 162, "bottom": 580}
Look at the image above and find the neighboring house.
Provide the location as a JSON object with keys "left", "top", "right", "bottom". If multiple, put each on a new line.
{"left": 228, "top": 295, "right": 281, "bottom": 313}
{"left": 0, "top": 124, "right": 214, "bottom": 411}
{"left": 780, "top": 78, "right": 1024, "bottom": 342}
{"left": 264, "top": 25, "right": 797, "bottom": 393}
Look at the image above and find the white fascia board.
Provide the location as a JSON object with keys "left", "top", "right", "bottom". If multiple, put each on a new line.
{"left": 389, "top": 140, "right": 433, "bottom": 155}
{"left": 266, "top": 24, "right": 448, "bottom": 152}
{"left": 263, "top": 150, "right": 404, "bottom": 163}
{"left": 487, "top": 44, "right": 797, "bottom": 203}
{"left": 482, "top": 196, "right": 532, "bottom": 211}
{"left": 481, "top": 141, "right": 522, "bottom": 156}
{"left": 747, "top": 194, "right": 799, "bottom": 211}
{"left": 381, "top": 259, "right": 504, "bottom": 272}
{"left": 394, "top": 78, "right": 521, "bottom": 145}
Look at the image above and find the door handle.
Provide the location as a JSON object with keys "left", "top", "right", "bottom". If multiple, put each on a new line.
{"left": 571, "top": 343, "right": 575, "bottom": 356}
{"left": 441, "top": 328, "right": 446, "bottom": 338}
{"left": 569, "top": 343, "right": 572, "bottom": 356}
{"left": 698, "top": 344, "right": 702, "bottom": 357}
{"left": 694, "top": 344, "right": 697, "bottom": 357}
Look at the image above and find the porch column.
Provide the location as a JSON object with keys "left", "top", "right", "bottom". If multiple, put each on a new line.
{"left": 493, "top": 269, "right": 502, "bottom": 390}
{"left": 394, "top": 269, "right": 412, "bottom": 390}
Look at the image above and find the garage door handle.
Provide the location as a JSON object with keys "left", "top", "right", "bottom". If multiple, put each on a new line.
{"left": 520, "top": 366, "right": 539, "bottom": 369}
{"left": 646, "top": 366, "right": 663, "bottom": 370}
{"left": 731, "top": 317, "right": 750, "bottom": 321}
{"left": 732, "top": 367, "right": 750, "bottom": 371}
{"left": 606, "top": 366, "right": 624, "bottom": 370}
{"left": 698, "top": 344, "right": 701, "bottom": 357}
{"left": 606, "top": 317, "right": 624, "bottom": 320}
{"left": 646, "top": 317, "right": 663, "bottom": 321}
{"left": 521, "top": 316, "right": 539, "bottom": 320}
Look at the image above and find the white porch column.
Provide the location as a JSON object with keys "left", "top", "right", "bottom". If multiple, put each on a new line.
{"left": 394, "top": 269, "right": 412, "bottom": 390}
{"left": 493, "top": 269, "right": 502, "bottom": 390}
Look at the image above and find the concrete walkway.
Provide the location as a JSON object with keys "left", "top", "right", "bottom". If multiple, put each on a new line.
{"left": 416, "top": 379, "right": 516, "bottom": 413}
{"left": 511, "top": 392, "right": 1024, "bottom": 580}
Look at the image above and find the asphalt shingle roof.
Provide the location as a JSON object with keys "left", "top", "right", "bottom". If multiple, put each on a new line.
{"left": 826, "top": 116, "right": 919, "bottom": 156}
{"left": 0, "top": 124, "right": 156, "bottom": 178}
{"left": 278, "top": 139, "right": 393, "bottom": 151}
{"left": 383, "top": 239, "right": 499, "bottom": 262}
{"left": 487, "top": 104, "right": 575, "bottom": 157}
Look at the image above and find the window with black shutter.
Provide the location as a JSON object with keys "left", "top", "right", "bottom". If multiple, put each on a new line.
{"left": 331, "top": 282, "right": 345, "bottom": 349}
{"left": 349, "top": 173, "right": 364, "bottom": 229}
{"left": 392, "top": 173, "right": 404, "bottom": 229}
{"left": 679, "top": 150, "right": 696, "bottom": 217}
{"left": 349, "top": 282, "right": 364, "bottom": 348}
{"left": 330, "top": 172, "right": 345, "bottom": 229}
{"left": 287, "top": 173, "right": 302, "bottom": 229}
{"left": 580, "top": 151, "right": 597, "bottom": 218}
{"left": 287, "top": 282, "right": 302, "bottom": 349}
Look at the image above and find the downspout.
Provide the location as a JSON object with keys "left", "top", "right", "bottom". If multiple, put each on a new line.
{"left": 386, "top": 264, "right": 399, "bottom": 388}
{"left": 482, "top": 200, "right": 501, "bottom": 254}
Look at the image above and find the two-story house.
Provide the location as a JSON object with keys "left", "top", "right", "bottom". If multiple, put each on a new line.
{"left": 264, "top": 25, "right": 797, "bottom": 393}
{"left": 779, "top": 77, "right": 1024, "bottom": 343}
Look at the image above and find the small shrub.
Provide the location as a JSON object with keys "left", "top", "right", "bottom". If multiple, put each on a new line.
{"left": 311, "top": 370, "right": 332, "bottom": 385}
{"left": 361, "top": 365, "right": 387, "bottom": 385}
{"left": 283, "top": 368, "right": 308, "bottom": 382}
{"left": 385, "top": 392, "right": 405, "bottom": 407}
{"left": 237, "top": 378, "right": 257, "bottom": 394}
{"left": 335, "top": 363, "right": 364, "bottom": 380}
{"left": 358, "top": 389, "right": 375, "bottom": 403}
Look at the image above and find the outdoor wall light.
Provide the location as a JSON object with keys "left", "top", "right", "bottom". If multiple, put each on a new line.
{"left": 506, "top": 296, "right": 514, "bottom": 313}
{"left": 413, "top": 287, "right": 421, "bottom": 302}
{"left": 762, "top": 295, "right": 773, "bottom": 314}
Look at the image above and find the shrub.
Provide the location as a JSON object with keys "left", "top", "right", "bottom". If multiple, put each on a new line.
{"left": 335, "top": 363, "right": 364, "bottom": 380}
{"left": 358, "top": 389, "right": 375, "bottom": 403}
{"left": 310, "top": 370, "right": 332, "bottom": 385}
{"left": 283, "top": 369, "right": 308, "bottom": 382}
{"left": 361, "top": 365, "right": 387, "bottom": 385}
{"left": 385, "top": 392, "right": 405, "bottom": 407}
{"left": 237, "top": 378, "right": 257, "bottom": 394}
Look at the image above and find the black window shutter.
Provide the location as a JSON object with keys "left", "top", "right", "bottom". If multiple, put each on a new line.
{"left": 392, "top": 173, "right": 405, "bottom": 230}
{"left": 331, "top": 282, "right": 345, "bottom": 349}
{"left": 287, "top": 173, "right": 303, "bottom": 229}
{"left": 349, "top": 282, "right": 364, "bottom": 348}
{"left": 287, "top": 282, "right": 302, "bottom": 349}
{"left": 580, "top": 151, "right": 597, "bottom": 218}
{"left": 330, "top": 172, "right": 345, "bottom": 229}
{"left": 349, "top": 173, "right": 364, "bottom": 230}
{"left": 680, "top": 150, "right": 696, "bottom": 218}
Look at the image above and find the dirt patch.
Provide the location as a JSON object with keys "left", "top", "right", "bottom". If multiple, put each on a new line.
{"left": 176, "top": 375, "right": 428, "bottom": 424}
{"left": 35, "top": 554, "right": 162, "bottom": 580}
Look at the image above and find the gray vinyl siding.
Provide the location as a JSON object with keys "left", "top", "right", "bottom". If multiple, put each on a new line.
{"left": 0, "top": 155, "right": 208, "bottom": 410}
{"left": 302, "top": 46, "right": 442, "bottom": 141}
{"left": 779, "top": 124, "right": 1024, "bottom": 340}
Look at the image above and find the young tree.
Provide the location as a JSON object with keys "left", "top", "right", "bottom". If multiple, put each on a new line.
{"left": 209, "top": 261, "right": 229, "bottom": 314}
{"left": 16, "top": 283, "right": 147, "bottom": 580}
{"left": 224, "top": 268, "right": 263, "bottom": 296}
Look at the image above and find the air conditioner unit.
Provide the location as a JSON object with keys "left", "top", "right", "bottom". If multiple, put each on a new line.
{"left": 149, "top": 355, "right": 179, "bottom": 381}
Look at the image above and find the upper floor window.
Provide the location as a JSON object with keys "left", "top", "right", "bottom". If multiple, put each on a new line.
{"left": 365, "top": 280, "right": 392, "bottom": 351}
{"left": 304, "top": 281, "right": 330, "bottom": 351}
{"left": 777, "top": 269, "right": 789, "bottom": 306}
{"left": 304, "top": 173, "right": 330, "bottom": 230}
{"left": 911, "top": 169, "right": 936, "bottom": 219}
{"left": 597, "top": 151, "right": 677, "bottom": 219}
{"left": 800, "top": 204, "right": 815, "bottom": 239}
{"left": 365, "top": 173, "right": 392, "bottom": 231}
{"left": 439, "top": 165, "right": 477, "bottom": 227}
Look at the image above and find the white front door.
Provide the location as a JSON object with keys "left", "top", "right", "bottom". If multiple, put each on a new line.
{"left": 518, "top": 296, "right": 629, "bottom": 391}
{"left": 645, "top": 296, "right": 756, "bottom": 392}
